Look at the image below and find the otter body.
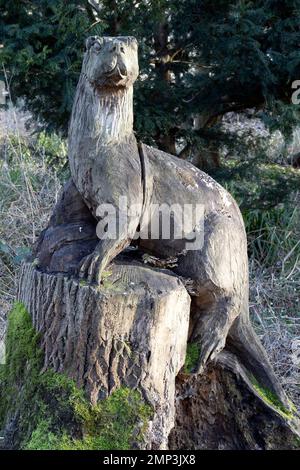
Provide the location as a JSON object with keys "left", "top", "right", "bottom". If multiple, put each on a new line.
{"left": 63, "top": 36, "right": 287, "bottom": 403}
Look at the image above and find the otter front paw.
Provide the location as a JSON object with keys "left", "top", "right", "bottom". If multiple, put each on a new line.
{"left": 78, "top": 253, "right": 105, "bottom": 284}
{"left": 193, "top": 334, "right": 226, "bottom": 375}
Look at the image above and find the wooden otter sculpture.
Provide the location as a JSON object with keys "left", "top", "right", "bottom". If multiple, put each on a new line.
{"left": 36, "top": 36, "right": 289, "bottom": 407}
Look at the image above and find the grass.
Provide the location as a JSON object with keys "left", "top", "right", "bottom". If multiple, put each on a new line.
{"left": 244, "top": 199, "right": 300, "bottom": 409}
{"left": 244, "top": 203, "right": 300, "bottom": 270}
{"left": 0, "top": 125, "right": 63, "bottom": 352}
{"left": 0, "top": 302, "right": 152, "bottom": 450}
{"left": 248, "top": 259, "right": 300, "bottom": 408}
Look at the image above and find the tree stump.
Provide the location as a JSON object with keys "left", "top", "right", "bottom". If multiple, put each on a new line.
{"left": 17, "top": 262, "right": 191, "bottom": 449}
{"left": 16, "top": 262, "right": 300, "bottom": 450}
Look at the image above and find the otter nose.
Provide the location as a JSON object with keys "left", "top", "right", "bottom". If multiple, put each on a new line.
{"left": 110, "top": 40, "right": 125, "bottom": 54}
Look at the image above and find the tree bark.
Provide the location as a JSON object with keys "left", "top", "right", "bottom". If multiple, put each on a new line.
{"left": 17, "top": 261, "right": 191, "bottom": 450}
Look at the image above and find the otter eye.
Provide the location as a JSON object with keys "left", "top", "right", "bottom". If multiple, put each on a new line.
{"left": 120, "top": 46, "right": 125, "bottom": 54}
{"left": 93, "top": 42, "right": 102, "bottom": 53}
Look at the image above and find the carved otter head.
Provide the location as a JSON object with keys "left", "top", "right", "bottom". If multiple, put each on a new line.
{"left": 83, "top": 36, "right": 139, "bottom": 89}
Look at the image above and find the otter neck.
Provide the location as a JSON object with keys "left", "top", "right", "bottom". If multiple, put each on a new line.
{"left": 94, "top": 86, "right": 134, "bottom": 145}
{"left": 71, "top": 76, "right": 134, "bottom": 147}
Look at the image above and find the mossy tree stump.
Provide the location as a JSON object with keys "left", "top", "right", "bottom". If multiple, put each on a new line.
{"left": 0, "top": 304, "right": 154, "bottom": 450}
{"left": 17, "top": 262, "right": 191, "bottom": 449}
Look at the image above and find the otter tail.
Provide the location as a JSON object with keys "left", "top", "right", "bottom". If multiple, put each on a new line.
{"left": 227, "top": 313, "right": 289, "bottom": 409}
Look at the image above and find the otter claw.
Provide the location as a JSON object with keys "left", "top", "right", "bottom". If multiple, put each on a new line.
{"left": 78, "top": 254, "right": 104, "bottom": 284}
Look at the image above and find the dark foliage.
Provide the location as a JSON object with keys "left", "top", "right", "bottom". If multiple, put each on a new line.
{"left": 1, "top": 1, "right": 300, "bottom": 158}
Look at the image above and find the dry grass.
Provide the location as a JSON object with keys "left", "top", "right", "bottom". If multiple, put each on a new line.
{"left": 0, "top": 125, "right": 62, "bottom": 344}
{"left": 250, "top": 260, "right": 300, "bottom": 408}
{"left": 246, "top": 198, "right": 300, "bottom": 408}
{"left": 0, "top": 103, "right": 34, "bottom": 139}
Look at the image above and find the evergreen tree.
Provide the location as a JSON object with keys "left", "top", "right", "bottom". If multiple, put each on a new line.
{"left": 0, "top": 1, "right": 103, "bottom": 132}
{"left": 1, "top": 0, "right": 300, "bottom": 165}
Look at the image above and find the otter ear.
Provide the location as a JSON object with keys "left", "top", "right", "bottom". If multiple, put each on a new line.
{"left": 85, "top": 36, "right": 101, "bottom": 51}
{"left": 131, "top": 37, "right": 138, "bottom": 48}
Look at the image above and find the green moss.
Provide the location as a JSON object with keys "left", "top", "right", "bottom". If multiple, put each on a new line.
{"left": 24, "top": 420, "right": 61, "bottom": 450}
{"left": 287, "top": 399, "right": 298, "bottom": 415}
{"left": 0, "top": 302, "right": 152, "bottom": 450}
{"left": 0, "top": 302, "right": 44, "bottom": 431}
{"left": 184, "top": 342, "right": 200, "bottom": 374}
{"left": 250, "top": 375, "right": 295, "bottom": 420}
{"left": 100, "top": 270, "right": 127, "bottom": 292}
{"left": 25, "top": 387, "right": 152, "bottom": 450}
